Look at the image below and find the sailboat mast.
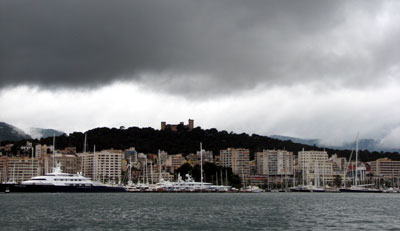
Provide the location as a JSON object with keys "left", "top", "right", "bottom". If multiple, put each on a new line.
{"left": 31, "top": 147, "right": 34, "bottom": 177}
{"left": 13, "top": 163, "right": 15, "bottom": 182}
{"left": 158, "top": 150, "right": 162, "bottom": 183}
{"left": 200, "top": 143, "right": 203, "bottom": 187}
{"left": 94, "top": 145, "right": 96, "bottom": 181}
{"left": 293, "top": 157, "right": 296, "bottom": 187}
{"left": 216, "top": 171, "right": 218, "bottom": 185}
{"left": 323, "top": 160, "right": 325, "bottom": 187}
{"left": 220, "top": 168, "right": 223, "bottom": 186}
{"left": 355, "top": 135, "right": 359, "bottom": 187}
{"left": 225, "top": 168, "right": 228, "bottom": 186}
{"left": 150, "top": 162, "right": 153, "bottom": 185}
{"left": 52, "top": 134, "right": 56, "bottom": 170}
{"left": 145, "top": 158, "right": 148, "bottom": 184}
{"left": 302, "top": 148, "right": 305, "bottom": 186}
{"left": 129, "top": 156, "right": 132, "bottom": 183}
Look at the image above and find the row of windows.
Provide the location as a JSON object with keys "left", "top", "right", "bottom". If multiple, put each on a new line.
{"left": 55, "top": 179, "right": 83, "bottom": 181}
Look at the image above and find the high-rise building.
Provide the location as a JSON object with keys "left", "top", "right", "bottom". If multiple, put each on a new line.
{"left": 44, "top": 153, "right": 80, "bottom": 174}
{"left": 35, "top": 144, "right": 48, "bottom": 159}
{"left": 79, "top": 149, "right": 123, "bottom": 183}
{"left": 370, "top": 158, "right": 400, "bottom": 180}
{"left": 256, "top": 150, "right": 294, "bottom": 176}
{"left": 298, "top": 150, "right": 334, "bottom": 185}
{"left": 165, "top": 154, "right": 184, "bottom": 173}
{"left": 6, "top": 157, "right": 41, "bottom": 182}
{"left": 330, "top": 154, "right": 347, "bottom": 174}
{"left": 220, "top": 148, "right": 250, "bottom": 176}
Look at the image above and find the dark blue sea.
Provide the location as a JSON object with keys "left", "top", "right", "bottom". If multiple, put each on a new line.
{"left": 1, "top": 193, "right": 399, "bottom": 230}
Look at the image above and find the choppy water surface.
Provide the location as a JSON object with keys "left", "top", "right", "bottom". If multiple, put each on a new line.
{"left": 1, "top": 193, "right": 400, "bottom": 230}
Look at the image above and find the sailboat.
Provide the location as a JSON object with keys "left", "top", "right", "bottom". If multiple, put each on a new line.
{"left": 308, "top": 161, "right": 324, "bottom": 192}
{"left": 289, "top": 149, "right": 312, "bottom": 192}
{"left": 339, "top": 135, "right": 382, "bottom": 193}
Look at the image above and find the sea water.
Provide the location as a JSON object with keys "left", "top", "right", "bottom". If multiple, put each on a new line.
{"left": 1, "top": 193, "right": 400, "bottom": 230}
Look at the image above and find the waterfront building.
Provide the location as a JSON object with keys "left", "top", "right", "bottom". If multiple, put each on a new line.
{"left": 0, "top": 156, "right": 7, "bottom": 182}
{"left": 220, "top": 148, "right": 250, "bottom": 176}
{"left": 345, "top": 161, "right": 367, "bottom": 183}
{"left": 298, "top": 150, "right": 334, "bottom": 185}
{"left": 165, "top": 154, "right": 184, "bottom": 173}
{"left": 196, "top": 150, "right": 213, "bottom": 162}
{"left": 6, "top": 157, "right": 41, "bottom": 182}
{"left": 93, "top": 150, "right": 122, "bottom": 183}
{"left": 256, "top": 150, "right": 294, "bottom": 176}
{"left": 58, "top": 147, "right": 77, "bottom": 155}
{"left": 370, "top": 158, "right": 400, "bottom": 180}
{"left": 330, "top": 154, "right": 347, "bottom": 173}
{"left": 159, "top": 150, "right": 168, "bottom": 164}
{"left": 44, "top": 153, "right": 80, "bottom": 174}
{"left": 79, "top": 149, "right": 123, "bottom": 183}
{"left": 35, "top": 144, "right": 48, "bottom": 159}
{"left": 124, "top": 147, "right": 137, "bottom": 163}
{"left": 79, "top": 152, "right": 95, "bottom": 179}
{"left": 186, "top": 153, "right": 200, "bottom": 166}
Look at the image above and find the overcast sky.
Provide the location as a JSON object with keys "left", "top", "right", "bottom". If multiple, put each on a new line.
{"left": 1, "top": 0, "right": 400, "bottom": 148}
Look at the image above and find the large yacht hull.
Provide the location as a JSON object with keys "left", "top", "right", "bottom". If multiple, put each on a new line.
{"left": 0, "top": 184, "right": 126, "bottom": 193}
{"left": 339, "top": 188, "right": 382, "bottom": 193}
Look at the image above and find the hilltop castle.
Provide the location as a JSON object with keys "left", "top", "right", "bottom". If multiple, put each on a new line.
{"left": 161, "top": 119, "right": 194, "bottom": 131}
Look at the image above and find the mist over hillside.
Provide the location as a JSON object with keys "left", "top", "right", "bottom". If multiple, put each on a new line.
{"left": 29, "top": 128, "right": 65, "bottom": 139}
{"left": 271, "top": 135, "right": 400, "bottom": 153}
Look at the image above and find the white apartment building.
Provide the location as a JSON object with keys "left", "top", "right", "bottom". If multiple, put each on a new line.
{"left": 165, "top": 154, "right": 184, "bottom": 173}
{"left": 79, "top": 149, "right": 122, "bottom": 183}
{"left": 220, "top": 148, "right": 250, "bottom": 176}
{"left": 330, "top": 154, "right": 347, "bottom": 174}
{"left": 298, "top": 150, "right": 334, "bottom": 185}
{"left": 370, "top": 158, "right": 400, "bottom": 179}
{"left": 35, "top": 144, "right": 48, "bottom": 159}
{"left": 6, "top": 157, "right": 41, "bottom": 182}
{"left": 256, "top": 150, "right": 294, "bottom": 176}
{"left": 44, "top": 153, "right": 80, "bottom": 174}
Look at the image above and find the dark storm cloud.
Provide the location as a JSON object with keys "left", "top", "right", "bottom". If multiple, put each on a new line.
{"left": 0, "top": 0, "right": 395, "bottom": 93}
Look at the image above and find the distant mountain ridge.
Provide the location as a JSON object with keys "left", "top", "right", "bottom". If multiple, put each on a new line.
{"left": 270, "top": 135, "right": 400, "bottom": 153}
{"left": 0, "top": 122, "right": 31, "bottom": 141}
{"left": 0, "top": 122, "right": 65, "bottom": 142}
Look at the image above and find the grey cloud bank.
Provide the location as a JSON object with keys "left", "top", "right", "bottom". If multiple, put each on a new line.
{"left": 1, "top": 0, "right": 399, "bottom": 149}
{"left": 1, "top": 0, "right": 399, "bottom": 95}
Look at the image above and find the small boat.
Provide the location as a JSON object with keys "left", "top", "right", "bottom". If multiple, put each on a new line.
{"left": 289, "top": 185, "right": 312, "bottom": 192}
{"left": 243, "top": 186, "right": 264, "bottom": 193}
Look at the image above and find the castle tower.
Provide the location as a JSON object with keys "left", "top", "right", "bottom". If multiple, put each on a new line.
{"left": 188, "top": 119, "right": 194, "bottom": 130}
